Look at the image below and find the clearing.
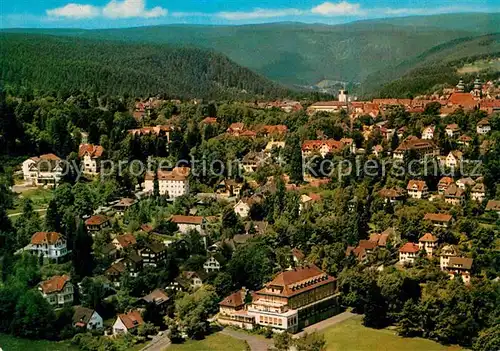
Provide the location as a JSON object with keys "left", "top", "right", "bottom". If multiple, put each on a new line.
{"left": 322, "top": 315, "right": 464, "bottom": 351}
{"left": 168, "top": 332, "right": 249, "bottom": 351}
{"left": 0, "top": 333, "right": 76, "bottom": 351}
{"left": 457, "top": 58, "right": 500, "bottom": 74}
{"left": 7, "top": 188, "right": 53, "bottom": 216}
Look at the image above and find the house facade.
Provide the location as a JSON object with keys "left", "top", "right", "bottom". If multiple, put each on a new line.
{"left": 246, "top": 265, "right": 338, "bottom": 333}
{"left": 203, "top": 254, "right": 223, "bottom": 273}
{"left": 418, "top": 233, "right": 438, "bottom": 257}
{"left": 113, "top": 310, "right": 144, "bottom": 335}
{"left": 476, "top": 118, "right": 491, "bottom": 134}
{"left": 26, "top": 231, "right": 68, "bottom": 261}
{"left": 421, "top": 126, "right": 435, "bottom": 140}
{"left": 39, "top": 275, "right": 74, "bottom": 308}
{"left": 85, "top": 215, "right": 110, "bottom": 232}
{"left": 22, "top": 154, "right": 63, "bottom": 187}
{"left": 143, "top": 167, "right": 190, "bottom": 198}
{"left": 399, "top": 242, "right": 420, "bottom": 264}
{"left": 73, "top": 306, "right": 103, "bottom": 330}
{"left": 79, "top": 144, "right": 104, "bottom": 175}
{"left": 407, "top": 180, "right": 429, "bottom": 199}
{"left": 424, "top": 213, "right": 454, "bottom": 228}
{"left": 170, "top": 215, "right": 206, "bottom": 234}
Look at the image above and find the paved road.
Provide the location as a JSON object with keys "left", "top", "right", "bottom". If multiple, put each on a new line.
{"left": 140, "top": 334, "right": 171, "bottom": 351}
{"left": 294, "top": 311, "right": 356, "bottom": 338}
{"left": 220, "top": 329, "right": 273, "bottom": 351}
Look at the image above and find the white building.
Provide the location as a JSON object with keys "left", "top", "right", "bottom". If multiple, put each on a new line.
{"left": 203, "top": 254, "right": 223, "bottom": 273}
{"left": 418, "top": 233, "right": 438, "bottom": 257}
{"left": 471, "top": 183, "right": 486, "bottom": 202}
{"left": 421, "top": 125, "right": 435, "bottom": 140}
{"left": 445, "top": 151, "right": 463, "bottom": 169}
{"left": 25, "top": 232, "right": 68, "bottom": 261}
{"left": 39, "top": 275, "right": 74, "bottom": 308}
{"left": 79, "top": 144, "right": 104, "bottom": 175}
{"left": 113, "top": 310, "right": 144, "bottom": 335}
{"left": 445, "top": 124, "right": 460, "bottom": 138}
{"left": 234, "top": 199, "right": 251, "bottom": 218}
{"left": 73, "top": 306, "right": 103, "bottom": 330}
{"left": 170, "top": 215, "right": 205, "bottom": 234}
{"left": 440, "top": 245, "right": 458, "bottom": 270}
{"left": 399, "top": 242, "right": 420, "bottom": 265}
{"left": 143, "top": 167, "right": 190, "bottom": 198}
{"left": 476, "top": 118, "right": 491, "bottom": 135}
{"left": 406, "top": 180, "right": 429, "bottom": 199}
{"left": 22, "top": 154, "right": 63, "bottom": 187}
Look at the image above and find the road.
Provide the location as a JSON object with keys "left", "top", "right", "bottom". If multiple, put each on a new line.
{"left": 8, "top": 208, "right": 47, "bottom": 217}
{"left": 294, "top": 311, "right": 356, "bottom": 338}
{"left": 220, "top": 329, "right": 273, "bottom": 351}
{"left": 140, "top": 333, "right": 171, "bottom": 351}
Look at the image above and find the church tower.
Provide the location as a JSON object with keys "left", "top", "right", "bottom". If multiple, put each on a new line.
{"left": 472, "top": 77, "right": 482, "bottom": 98}
{"left": 455, "top": 78, "right": 465, "bottom": 93}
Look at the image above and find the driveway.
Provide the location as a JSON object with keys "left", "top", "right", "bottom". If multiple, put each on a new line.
{"left": 140, "top": 333, "right": 171, "bottom": 351}
{"left": 294, "top": 311, "right": 356, "bottom": 338}
{"left": 220, "top": 329, "right": 273, "bottom": 351}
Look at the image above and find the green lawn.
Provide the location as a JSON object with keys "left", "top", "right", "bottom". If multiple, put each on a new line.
{"left": 7, "top": 188, "right": 53, "bottom": 216}
{"left": 168, "top": 333, "right": 248, "bottom": 351}
{"left": 322, "top": 316, "right": 464, "bottom": 351}
{"left": 0, "top": 333, "right": 77, "bottom": 351}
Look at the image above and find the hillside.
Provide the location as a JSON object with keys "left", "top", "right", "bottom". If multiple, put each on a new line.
{"left": 6, "top": 14, "right": 497, "bottom": 86}
{"left": 0, "top": 33, "right": 290, "bottom": 99}
{"left": 362, "top": 33, "right": 500, "bottom": 98}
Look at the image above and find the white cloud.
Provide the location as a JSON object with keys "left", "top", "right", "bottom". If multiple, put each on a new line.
{"left": 217, "top": 8, "right": 304, "bottom": 20}
{"left": 103, "top": 0, "right": 166, "bottom": 18}
{"left": 46, "top": 3, "right": 100, "bottom": 19}
{"left": 311, "top": 1, "right": 364, "bottom": 16}
{"left": 46, "top": 0, "right": 166, "bottom": 19}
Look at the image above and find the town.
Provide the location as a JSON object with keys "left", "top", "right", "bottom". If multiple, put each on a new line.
{"left": 0, "top": 72, "right": 498, "bottom": 351}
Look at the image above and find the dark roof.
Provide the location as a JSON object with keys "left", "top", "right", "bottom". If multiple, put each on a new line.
{"left": 73, "top": 306, "right": 96, "bottom": 325}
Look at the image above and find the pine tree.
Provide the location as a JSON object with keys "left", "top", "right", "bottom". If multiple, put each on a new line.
{"left": 72, "top": 220, "right": 94, "bottom": 280}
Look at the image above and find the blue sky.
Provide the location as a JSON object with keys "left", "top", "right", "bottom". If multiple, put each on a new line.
{"left": 1, "top": 0, "right": 499, "bottom": 28}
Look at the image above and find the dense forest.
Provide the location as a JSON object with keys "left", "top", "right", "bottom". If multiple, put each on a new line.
{"left": 361, "top": 33, "right": 500, "bottom": 98}
{"left": 0, "top": 34, "right": 291, "bottom": 100}
{"left": 5, "top": 13, "right": 499, "bottom": 86}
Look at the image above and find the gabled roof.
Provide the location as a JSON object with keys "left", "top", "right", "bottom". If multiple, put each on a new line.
{"left": 448, "top": 93, "right": 477, "bottom": 108}
{"left": 444, "top": 184, "right": 465, "bottom": 198}
{"left": 291, "top": 248, "right": 305, "bottom": 261}
{"left": 407, "top": 180, "right": 427, "bottom": 191}
{"left": 257, "top": 265, "right": 335, "bottom": 298}
{"left": 142, "top": 289, "right": 169, "bottom": 305}
{"left": 144, "top": 167, "right": 190, "bottom": 181}
{"left": 117, "top": 310, "right": 144, "bottom": 330}
{"left": 419, "top": 233, "right": 438, "bottom": 243}
{"left": 486, "top": 200, "right": 500, "bottom": 211}
{"left": 73, "top": 306, "right": 96, "bottom": 325}
{"left": 78, "top": 144, "right": 104, "bottom": 158}
{"left": 31, "top": 231, "right": 64, "bottom": 245}
{"left": 471, "top": 183, "right": 485, "bottom": 193}
{"left": 219, "top": 289, "right": 246, "bottom": 308}
{"left": 445, "top": 123, "right": 460, "bottom": 131}
{"left": 448, "top": 257, "right": 473, "bottom": 270}
{"left": 170, "top": 215, "right": 204, "bottom": 225}
{"left": 378, "top": 187, "right": 406, "bottom": 199}
{"left": 302, "top": 139, "right": 345, "bottom": 153}
{"left": 399, "top": 242, "right": 420, "bottom": 253}
{"left": 143, "top": 241, "right": 166, "bottom": 254}
{"left": 85, "top": 215, "right": 109, "bottom": 226}
{"left": 201, "top": 117, "right": 217, "bottom": 124}
{"left": 114, "top": 234, "right": 137, "bottom": 248}
{"left": 39, "top": 275, "right": 70, "bottom": 294}
{"left": 438, "top": 177, "right": 454, "bottom": 186}
{"left": 424, "top": 213, "right": 453, "bottom": 222}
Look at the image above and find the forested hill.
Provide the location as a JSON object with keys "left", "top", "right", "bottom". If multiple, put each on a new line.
{"left": 0, "top": 33, "right": 290, "bottom": 99}
{"left": 6, "top": 13, "right": 498, "bottom": 86}
{"left": 362, "top": 33, "right": 500, "bottom": 98}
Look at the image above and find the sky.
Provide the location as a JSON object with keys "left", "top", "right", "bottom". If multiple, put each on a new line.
{"left": 0, "top": 0, "right": 499, "bottom": 28}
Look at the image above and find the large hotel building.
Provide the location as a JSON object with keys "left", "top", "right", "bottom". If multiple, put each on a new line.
{"left": 217, "top": 265, "right": 339, "bottom": 333}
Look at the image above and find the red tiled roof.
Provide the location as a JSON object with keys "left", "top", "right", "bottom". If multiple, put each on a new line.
{"left": 39, "top": 153, "right": 61, "bottom": 161}
{"left": 219, "top": 289, "right": 245, "bottom": 308}
{"left": 261, "top": 125, "right": 288, "bottom": 135}
{"left": 424, "top": 213, "right": 453, "bottom": 222}
{"left": 399, "top": 242, "right": 420, "bottom": 253}
{"left": 256, "top": 265, "right": 335, "bottom": 298}
{"left": 291, "top": 248, "right": 305, "bottom": 260}
{"left": 201, "top": 117, "right": 217, "bottom": 124}
{"left": 114, "top": 234, "right": 137, "bottom": 248}
{"left": 309, "top": 101, "right": 347, "bottom": 107}
{"left": 85, "top": 215, "right": 109, "bottom": 226}
{"left": 144, "top": 167, "right": 190, "bottom": 181}
{"left": 39, "top": 275, "right": 70, "bottom": 294}
{"left": 358, "top": 239, "right": 378, "bottom": 251}
{"left": 31, "top": 232, "right": 64, "bottom": 245}
{"left": 448, "top": 93, "right": 478, "bottom": 109}
{"left": 378, "top": 187, "right": 405, "bottom": 199}
{"left": 419, "top": 233, "right": 438, "bottom": 242}
{"left": 78, "top": 144, "right": 104, "bottom": 158}
{"left": 302, "top": 139, "right": 345, "bottom": 152}
{"left": 407, "top": 180, "right": 427, "bottom": 191}
{"left": 170, "top": 215, "right": 204, "bottom": 225}
{"left": 117, "top": 310, "right": 144, "bottom": 330}
{"left": 486, "top": 200, "right": 500, "bottom": 211}
{"left": 439, "top": 177, "right": 454, "bottom": 186}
